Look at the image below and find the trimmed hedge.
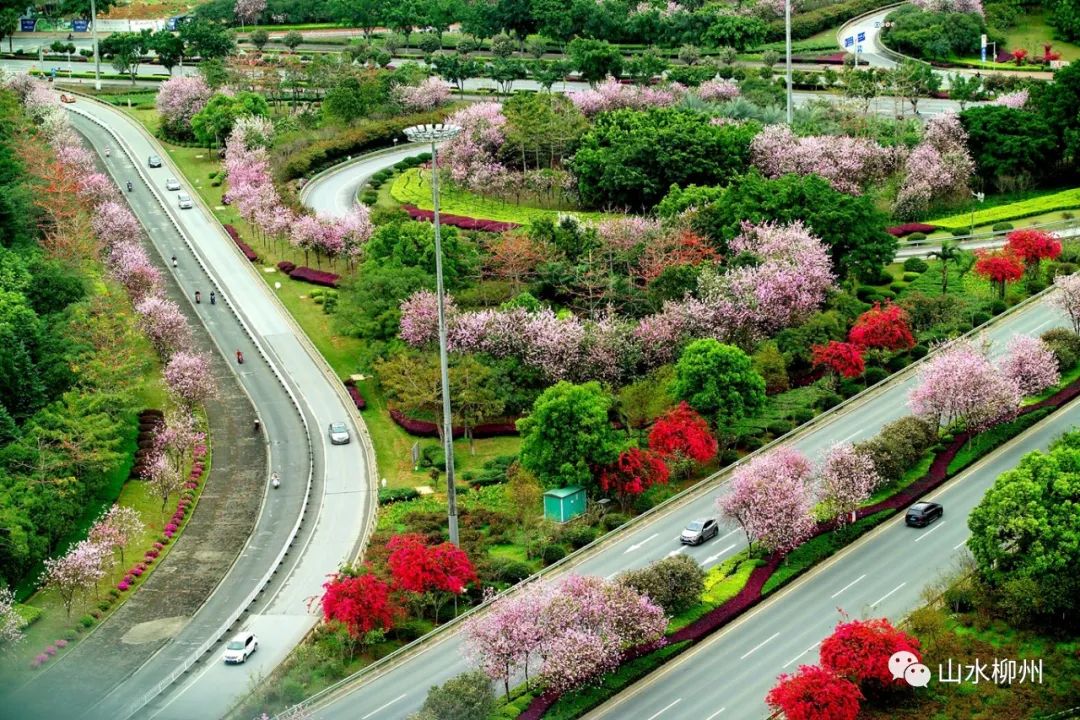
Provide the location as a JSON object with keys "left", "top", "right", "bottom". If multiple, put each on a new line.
{"left": 223, "top": 224, "right": 258, "bottom": 262}
{"left": 378, "top": 486, "right": 420, "bottom": 504}
{"left": 387, "top": 407, "right": 520, "bottom": 438}
{"left": 400, "top": 204, "right": 521, "bottom": 233}
{"left": 289, "top": 266, "right": 340, "bottom": 288}
{"left": 277, "top": 260, "right": 297, "bottom": 274}
{"left": 276, "top": 109, "right": 453, "bottom": 181}
{"left": 887, "top": 222, "right": 938, "bottom": 237}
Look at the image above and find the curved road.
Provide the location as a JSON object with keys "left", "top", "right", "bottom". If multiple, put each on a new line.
{"left": 33, "top": 96, "right": 373, "bottom": 720}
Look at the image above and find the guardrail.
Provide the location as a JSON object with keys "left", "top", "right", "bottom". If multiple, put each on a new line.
{"left": 62, "top": 96, "right": 319, "bottom": 720}
{"left": 285, "top": 274, "right": 1062, "bottom": 718}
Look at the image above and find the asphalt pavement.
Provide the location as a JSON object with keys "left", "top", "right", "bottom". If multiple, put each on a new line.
{"left": 55, "top": 98, "right": 374, "bottom": 720}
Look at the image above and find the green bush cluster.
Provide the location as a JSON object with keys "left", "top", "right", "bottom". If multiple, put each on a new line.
{"left": 992, "top": 222, "right": 1015, "bottom": 231}
{"left": 470, "top": 455, "right": 517, "bottom": 487}
{"left": 378, "top": 486, "right": 420, "bottom": 504}
{"left": 1040, "top": 328, "right": 1080, "bottom": 372}
{"left": 767, "top": 0, "right": 897, "bottom": 41}
{"left": 854, "top": 415, "right": 938, "bottom": 484}
{"left": 616, "top": 554, "right": 706, "bottom": 615}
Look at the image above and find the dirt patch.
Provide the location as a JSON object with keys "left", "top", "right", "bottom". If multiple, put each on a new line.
{"left": 120, "top": 616, "right": 189, "bottom": 644}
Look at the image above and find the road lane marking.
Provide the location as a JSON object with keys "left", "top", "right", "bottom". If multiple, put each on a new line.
{"left": 704, "top": 709, "right": 726, "bottom": 720}
{"left": 913, "top": 521, "right": 946, "bottom": 542}
{"left": 953, "top": 537, "right": 968, "bottom": 550}
{"left": 624, "top": 533, "right": 658, "bottom": 553}
{"left": 870, "top": 582, "right": 906, "bottom": 609}
{"left": 361, "top": 694, "right": 407, "bottom": 719}
{"left": 830, "top": 573, "right": 866, "bottom": 598}
{"left": 667, "top": 547, "right": 686, "bottom": 557}
{"left": 740, "top": 632, "right": 779, "bottom": 659}
{"left": 782, "top": 642, "right": 820, "bottom": 668}
{"left": 702, "top": 544, "right": 737, "bottom": 565}
{"left": 718, "top": 528, "right": 740, "bottom": 542}
{"left": 646, "top": 699, "right": 682, "bottom": 720}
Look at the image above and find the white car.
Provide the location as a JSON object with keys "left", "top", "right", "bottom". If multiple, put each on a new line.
{"left": 177, "top": 193, "right": 193, "bottom": 209}
{"left": 329, "top": 422, "right": 351, "bottom": 445}
{"left": 223, "top": 631, "right": 257, "bottom": 664}
{"left": 165, "top": 177, "right": 181, "bottom": 191}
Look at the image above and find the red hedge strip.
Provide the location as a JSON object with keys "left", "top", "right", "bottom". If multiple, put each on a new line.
{"left": 400, "top": 204, "right": 521, "bottom": 233}
{"left": 388, "top": 408, "right": 519, "bottom": 438}
{"left": 887, "top": 222, "right": 938, "bottom": 237}
{"left": 346, "top": 384, "right": 366, "bottom": 410}
{"left": 223, "top": 223, "right": 259, "bottom": 262}
{"left": 277, "top": 260, "right": 297, "bottom": 274}
{"left": 289, "top": 266, "right": 340, "bottom": 288}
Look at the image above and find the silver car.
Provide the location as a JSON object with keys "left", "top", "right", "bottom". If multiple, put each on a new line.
{"left": 329, "top": 422, "right": 350, "bottom": 445}
{"left": 681, "top": 518, "right": 720, "bottom": 545}
{"left": 177, "top": 193, "right": 193, "bottom": 209}
{"left": 165, "top": 177, "right": 181, "bottom": 191}
{"left": 148, "top": 155, "right": 162, "bottom": 168}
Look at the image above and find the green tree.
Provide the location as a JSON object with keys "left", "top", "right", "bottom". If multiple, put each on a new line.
{"left": 150, "top": 30, "right": 185, "bottom": 75}
{"left": 0, "top": 9, "right": 19, "bottom": 53}
{"left": 960, "top": 105, "right": 1058, "bottom": 190}
{"left": 431, "top": 52, "right": 484, "bottom": 94}
{"left": 502, "top": 92, "right": 587, "bottom": 172}
{"left": 842, "top": 68, "right": 880, "bottom": 114}
{"left": 335, "top": 263, "right": 433, "bottom": 348}
{"left": 625, "top": 48, "right": 670, "bottom": 84}
{"left": 1029, "top": 60, "right": 1080, "bottom": 170}
{"left": 412, "top": 670, "right": 496, "bottom": 720}
{"left": 567, "top": 37, "right": 624, "bottom": 85}
{"left": 616, "top": 554, "right": 705, "bottom": 615}
{"left": 364, "top": 220, "right": 476, "bottom": 287}
{"left": 322, "top": 73, "right": 383, "bottom": 123}
{"left": 661, "top": 170, "right": 895, "bottom": 279}
{"left": 249, "top": 28, "right": 270, "bottom": 51}
{"left": 179, "top": 19, "right": 235, "bottom": 60}
{"left": 703, "top": 14, "right": 767, "bottom": 51}
{"left": 190, "top": 91, "right": 269, "bottom": 150}
{"left": 488, "top": 57, "right": 527, "bottom": 95}
{"left": 927, "top": 240, "right": 969, "bottom": 294}
{"left": 451, "top": 355, "right": 505, "bottom": 453}
{"left": 1051, "top": 0, "right": 1080, "bottom": 41}
{"left": 517, "top": 381, "right": 623, "bottom": 489}
{"left": 892, "top": 59, "right": 941, "bottom": 114}
{"left": 100, "top": 30, "right": 150, "bottom": 84}
{"left": 947, "top": 72, "right": 982, "bottom": 110}
{"left": 672, "top": 339, "right": 765, "bottom": 432}
{"left": 282, "top": 30, "right": 304, "bottom": 51}
{"left": 572, "top": 108, "right": 759, "bottom": 211}
{"left": 375, "top": 351, "right": 445, "bottom": 437}
{"left": 968, "top": 431, "right": 1080, "bottom": 622}
{"left": 330, "top": 0, "right": 388, "bottom": 39}
{"left": 529, "top": 58, "right": 570, "bottom": 91}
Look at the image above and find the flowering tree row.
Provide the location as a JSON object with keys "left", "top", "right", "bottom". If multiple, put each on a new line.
{"left": 223, "top": 118, "right": 373, "bottom": 268}
{"left": 463, "top": 574, "right": 666, "bottom": 698}
{"left": 750, "top": 124, "right": 898, "bottom": 196}
{"left": 568, "top": 76, "right": 740, "bottom": 116}
{"left": 400, "top": 221, "right": 834, "bottom": 382}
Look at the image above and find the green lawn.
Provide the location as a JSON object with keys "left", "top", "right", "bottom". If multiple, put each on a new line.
{"left": 390, "top": 168, "right": 615, "bottom": 225}
{"left": 926, "top": 188, "right": 1080, "bottom": 232}
{"left": 1004, "top": 12, "right": 1080, "bottom": 62}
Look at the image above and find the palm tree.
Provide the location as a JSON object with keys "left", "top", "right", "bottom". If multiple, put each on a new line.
{"left": 928, "top": 240, "right": 966, "bottom": 294}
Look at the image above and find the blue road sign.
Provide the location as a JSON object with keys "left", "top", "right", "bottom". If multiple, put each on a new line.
{"left": 857, "top": 31, "right": 866, "bottom": 42}
{"left": 844, "top": 36, "right": 854, "bottom": 47}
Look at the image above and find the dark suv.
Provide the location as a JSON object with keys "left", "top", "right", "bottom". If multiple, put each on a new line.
{"left": 905, "top": 501, "right": 943, "bottom": 528}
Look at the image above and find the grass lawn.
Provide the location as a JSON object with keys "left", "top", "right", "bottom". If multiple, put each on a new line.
{"left": 926, "top": 188, "right": 1080, "bottom": 232}
{"left": 1003, "top": 12, "right": 1080, "bottom": 62}
{"left": 122, "top": 107, "right": 523, "bottom": 492}
{"left": 390, "top": 168, "right": 615, "bottom": 225}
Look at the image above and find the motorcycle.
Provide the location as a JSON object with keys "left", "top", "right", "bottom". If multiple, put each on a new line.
{"left": 126, "top": 181, "right": 133, "bottom": 192}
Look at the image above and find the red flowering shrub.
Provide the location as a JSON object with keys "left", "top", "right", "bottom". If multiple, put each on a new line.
{"left": 819, "top": 616, "right": 920, "bottom": 688}
{"left": 812, "top": 341, "right": 865, "bottom": 378}
{"left": 974, "top": 249, "right": 1024, "bottom": 299}
{"left": 400, "top": 204, "right": 520, "bottom": 233}
{"left": 767, "top": 664, "right": 862, "bottom": 720}
{"left": 387, "top": 408, "right": 519, "bottom": 438}
{"left": 599, "top": 447, "right": 671, "bottom": 511}
{"left": 387, "top": 533, "right": 478, "bottom": 595}
{"left": 647, "top": 402, "right": 718, "bottom": 463}
{"left": 289, "top": 266, "right": 340, "bottom": 288}
{"left": 321, "top": 570, "right": 401, "bottom": 638}
{"left": 1005, "top": 229, "right": 1061, "bottom": 272}
{"left": 848, "top": 302, "right": 915, "bottom": 351}
{"left": 346, "top": 384, "right": 367, "bottom": 410}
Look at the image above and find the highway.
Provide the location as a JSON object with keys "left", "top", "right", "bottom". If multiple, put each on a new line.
{"left": 10, "top": 94, "right": 374, "bottom": 720}
{"left": 584, "top": 398, "right": 1080, "bottom": 720}
{"left": 302, "top": 275, "right": 1074, "bottom": 720}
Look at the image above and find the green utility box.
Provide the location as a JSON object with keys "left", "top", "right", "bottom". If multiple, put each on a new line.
{"left": 543, "top": 485, "right": 586, "bottom": 523}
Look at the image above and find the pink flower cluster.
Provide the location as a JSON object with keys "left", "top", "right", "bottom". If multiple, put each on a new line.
{"left": 911, "top": 0, "right": 983, "bottom": 14}
{"left": 155, "top": 76, "right": 212, "bottom": 136}
{"left": 393, "top": 77, "right": 451, "bottom": 112}
{"left": 719, "top": 447, "right": 817, "bottom": 553}
{"left": 895, "top": 112, "right": 975, "bottom": 218}
{"left": 440, "top": 102, "right": 509, "bottom": 192}
{"left": 992, "top": 89, "right": 1028, "bottom": 109}
{"left": 751, "top": 124, "right": 895, "bottom": 195}
{"left": 569, "top": 77, "right": 688, "bottom": 117}
{"left": 631, "top": 1, "right": 687, "bottom": 16}
{"left": 464, "top": 575, "right": 666, "bottom": 697}
{"left": 696, "top": 79, "right": 741, "bottom": 103}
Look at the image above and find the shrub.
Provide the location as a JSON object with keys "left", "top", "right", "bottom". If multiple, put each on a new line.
{"left": 80, "top": 615, "right": 95, "bottom": 627}
{"left": 858, "top": 268, "right": 893, "bottom": 286}
{"left": 990, "top": 300, "right": 1007, "bottom": 315}
{"left": 854, "top": 415, "right": 937, "bottom": 483}
{"left": 44, "top": 644, "right": 57, "bottom": 656}
{"left": 108, "top": 588, "right": 120, "bottom": 598}
{"left": 400, "top": 204, "right": 521, "bottom": 233}
{"left": 767, "top": 420, "right": 794, "bottom": 436}
{"left": 63, "top": 630, "right": 78, "bottom": 642}
{"left": 887, "top": 222, "right": 936, "bottom": 236}
{"left": 971, "top": 311, "right": 991, "bottom": 327}
{"left": 489, "top": 557, "right": 533, "bottom": 584}
{"left": 903, "top": 257, "right": 929, "bottom": 273}
{"left": 907, "top": 231, "right": 927, "bottom": 240}
{"left": 863, "top": 366, "right": 889, "bottom": 385}
{"left": 560, "top": 524, "right": 598, "bottom": 550}
{"left": 277, "top": 260, "right": 297, "bottom": 274}
{"left": 420, "top": 444, "right": 446, "bottom": 471}
{"left": 617, "top": 554, "right": 706, "bottom": 615}
{"left": 541, "top": 544, "right": 568, "bottom": 565}
{"left": 890, "top": 281, "right": 907, "bottom": 293}
{"left": 1041, "top": 328, "right": 1080, "bottom": 371}
{"left": 910, "top": 344, "right": 929, "bottom": 359}
{"left": 346, "top": 383, "right": 366, "bottom": 410}
{"left": 602, "top": 512, "right": 629, "bottom": 530}
{"left": 378, "top": 486, "right": 420, "bottom": 504}
{"left": 289, "top": 266, "right": 341, "bottom": 288}
{"left": 97, "top": 600, "right": 111, "bottom": 611}
{"left": 992, "top": 222, "right": 1014, "bottom": 231}
{"left": 472, "top": 455, "right": 517, "bottom": 486}
{"left": 790, "top": 407, "right": 815, "bottom": 424}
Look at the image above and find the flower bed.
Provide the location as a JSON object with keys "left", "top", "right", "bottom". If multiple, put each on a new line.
{"left": 887, "top": 222, "right": 938, "bottom": 237}
{"left": 289, "top": 266, "right": 340, "bottom": 288}
{"left": 223, "top": 223, "right": 259, "bottom": 262}
{"left": 387, "top": 407, "right": 519, "bottom": 438}
{"left": 400, "top": 203, "right": 521, "bottom": 233}
{"left": 521, "top": 372, "right": 1080, "bottom": 718}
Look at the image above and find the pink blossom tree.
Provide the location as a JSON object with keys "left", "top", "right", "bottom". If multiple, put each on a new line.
{"left": 234, "top": 0, "right": 266, "bottom": 28}
{"left": 393, "top": 77, "right": 452, "bottom": 111}
{"left": 992, "top": 89, "right": 1028, "bottom": 109}
{"left": 751, "top": 125, "right": 894, "bottom": 195}
{"left": 134, "top": 295, "right": 192, "bottom": 358}
{"left": 1052, "top": 273, "right": 1080, "bottom": 334}
{"left": 92, "top": 201, "right": 142, "bottom": 249}
{"left": 697, "top": 79, "right": 741, "bottom": 102}
{"left": 40, "top": 540, "right": 107, "bottom": 616}
{"left": 569, "top": 77, "right": 687, "bottom": 116}
{"left": 77, "top": 171, "right": 116, "bottom": 207}
{"left": 89, "top": 504, "right": 144, "bottom": 568}
{"left": 895, "top": 113, "right": 975, "bottom": 218}
{"left": 463, "top": 585, "right": 551, "bottom": 699}
{"left": 156, "top": 76, "right": 212, "bottom": 138}
{"left": 999, "top": 335, "right": 1059, "bottom": 396}
{"left": 911, "top": 0, "right": 983, "bottom": 13}
{"left": 908, "top": 340, "right": 1021, "bottom": 431}
{"left": 0, "top": 586, "right": 23, "bottom": 650}
{"left": 143, "top": 448, "right": 185, "bottom": 513}
{"left": 163, "top": 351, "right": 216, "bottom": 408}
{"left": 718, "top": 447, "right": 816, "bottom": 553}
{"left": 818, "top": 444, "right": 880, "bottom": 524}
{"left": 108, "top": 241, "right": 162, "bottom": 302}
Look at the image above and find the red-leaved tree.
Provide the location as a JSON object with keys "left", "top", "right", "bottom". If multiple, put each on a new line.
{"left": 974, "top": 249, "right": 1024, "bottom": 299}
{"left": 848, "top": 302, "right": 915, "bottom": 351}
{"left": 647, "top": 402, "right": 718, "bottom": 465}
{"left": 1005, "top": 229, "right": 1061, "bottom": 275}
{"left": 766, "top": 664, "right": 863, "bottom": 720}
{"left": 812, "top": 341, "right": 865, "bottom": 378}
{"left": 598, "top": 447, "right": 671, "bottom": 511}
{"left": 387, "top": 534, "right": 477, "bottom": 622}
{"left": 321, "top": 570, "right": 399, "bottom": 651}
{"left": 819, "top": 616, "right": 921, "bottom": 690}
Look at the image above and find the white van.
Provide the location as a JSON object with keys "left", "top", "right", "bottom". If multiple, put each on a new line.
{"left": 223, "top": 631, "right": 258, "bottom": 664}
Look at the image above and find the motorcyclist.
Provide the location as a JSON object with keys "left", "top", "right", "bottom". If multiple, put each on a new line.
{"left": 172, "top": 255, "right": 178, "bottom": 268}
{"left": 195, "top": 290, "right": 202, "bottom": 304}
{"left": 210, "top": 291, "right": 216, "bottom": 305}
{"left": 236, "top": 349, "right": 244, "bottom": 364}
{"left": 254, "top": 417, "right": 261, "bottom": 433}
{"left": 126, "top": 180, "right": 133, "bottom": 192}
{"left": 105, "top": 147, "right": 111, "bottom": 157}
{"left": 271, "top": 472, "right": 280, "bottom": 489}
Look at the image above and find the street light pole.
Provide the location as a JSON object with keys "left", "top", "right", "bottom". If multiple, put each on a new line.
{"left": 90, "top": 0, "right": 101, "bottom": 90}
{"left": 403, "top": 123, "right": 463, "bottom": 546}
{"left": 785, "top": 0, "right": 793, "bottom": 124}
